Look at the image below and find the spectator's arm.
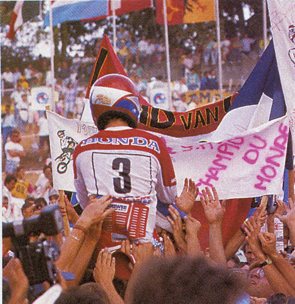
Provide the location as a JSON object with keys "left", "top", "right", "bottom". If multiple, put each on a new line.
{"left": 94, "top": 249, "right": 125, "bottom": 304}
{"left": 6, "top": 149, "right": 25, "bottom": 158}
{"left": 67, "top": 222, "right": 103, "bottom": 287}
{"left": 224, "top": 203, "right": 266, "bottom": 260}
{"left": 125, "top": 243, "right": 155, "bottom": 304}
{"left": 184, "top": 215, "right": 203, "bottom": 258}
{"left": 275, "top": 198, "right": 295, "bottom": 245}
{"left": 175, "top": 178, "right": 198, "bottom": 214}
{"left": 3, "top": 258, "right": 29, "bottom": 304}
{"left": 258, "top": 232, "right": 295, "bottom": 296}
{"left": 245, "top": 220, "right": 295, "bottom": 296}
{"left": 56, "top": 195, "right": 113, "bottom": 272}
{"left": 200, "top": 187, "right": 227, "bottom": 266}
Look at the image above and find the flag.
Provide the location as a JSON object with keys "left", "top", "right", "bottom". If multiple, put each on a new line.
{"left": 7, "top": 0, "right": 40, "bottom": 40}
{"left": 82, "top": 0, "right": 153, "bottom": 22}
{"left": 209, "top": 40, "right": 286, "bottom": 142}
{"left": 43, "top": 0, "right": 109, "bottom": 28}
{"left": 47, "top": 111, "right": 98, "bottom": 192}
{"left": 267, "top": 0, "right": 295, "bottom": 151}
{"left": 84, "top": 35, "right": 234, "bottom": 137}
{"left": 156, "top": 0, "right": 215, "bottom": 25}
{"left": 30, "top": 87, "right": 52, "bottom": 111}
{"left": 85, "top": 34, "right": 127, "bottom": 99}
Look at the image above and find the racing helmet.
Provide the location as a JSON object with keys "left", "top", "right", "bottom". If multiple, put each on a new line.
{"left": 89, "top": 74, "right": 141, "bottom": 130}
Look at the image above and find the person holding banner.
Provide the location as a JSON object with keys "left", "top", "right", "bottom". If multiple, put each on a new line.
{"left": 73, "top": 74, "right": 197, "bottom": 251}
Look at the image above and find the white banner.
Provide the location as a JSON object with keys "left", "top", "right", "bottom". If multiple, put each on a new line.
{"left": 267, "top": 0, "right": 295, "bottom": 149}
{"left": 47, "top": 111, "right": 288, "bottom": 199}
{"left": 161, "top": 116, "right": 289, "bottom": 199}
{"left": 30, "top": 87, "right": 52, "bottom": 111}
{"left": 47, "top": 111, "right": 98, "bottom": 191}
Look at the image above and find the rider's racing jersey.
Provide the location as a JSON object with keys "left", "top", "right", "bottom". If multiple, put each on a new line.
{"left": 73, "top": 126, "right": 177, "bottom": 242}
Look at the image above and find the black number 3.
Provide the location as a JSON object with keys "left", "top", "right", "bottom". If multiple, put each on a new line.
{"left": 112, "top": 158, "right": 131, "bottom": 193}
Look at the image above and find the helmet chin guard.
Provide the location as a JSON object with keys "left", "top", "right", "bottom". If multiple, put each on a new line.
{"left": 89, "top": 74, "right": 141, "bottom": 129}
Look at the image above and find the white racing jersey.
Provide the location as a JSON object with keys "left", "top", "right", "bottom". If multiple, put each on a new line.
{"left": 73, "top": 126, "right": 177, "bottom": 242}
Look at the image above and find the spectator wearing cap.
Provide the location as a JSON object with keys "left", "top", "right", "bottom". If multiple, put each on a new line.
{"left": 48, "top": 188, "right": 59, "bottom": 205}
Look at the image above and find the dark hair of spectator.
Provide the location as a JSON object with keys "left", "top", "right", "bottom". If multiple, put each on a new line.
{"left": 4, "top": 174, "right": 17, "bottom": 186}
{"left": 130, "top": 257, "right": 246, "bottom": 304}
{"left": 55, "top": 282, "right": 110, "bottom": 304}
{"left": 43, "top": 164, "right": 52, "bottom": 173}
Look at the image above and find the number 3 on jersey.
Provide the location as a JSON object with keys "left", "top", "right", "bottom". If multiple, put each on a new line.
{"left": 92, "top": 151, "right": 154, "bottom": 196}
{"left": 112, "top": 157, "right": 131, "bottom": 193}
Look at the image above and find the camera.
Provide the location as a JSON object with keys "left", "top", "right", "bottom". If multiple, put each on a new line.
{"left": 3, "top": 204, "right": 64, "bottom": 286}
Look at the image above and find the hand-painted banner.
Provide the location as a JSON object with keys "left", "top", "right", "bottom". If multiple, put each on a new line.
{"left": 47, "top": 111, "right": 97, "bottom": 191}
{"left": 48, "top": 109, "right": 288, "bottom": 199}
{"left": 267, "top": 0, "right": 295, "bottom": 151}
{"left": 160, "top": 116, "right": 289, "bottom": 199}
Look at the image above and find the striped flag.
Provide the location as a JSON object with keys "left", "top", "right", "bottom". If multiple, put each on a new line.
{"left": 7, "top": 0, "right": 40, "bottom": 40}
{"left": 43, "top": 0, "right": 109, "bottom": 28}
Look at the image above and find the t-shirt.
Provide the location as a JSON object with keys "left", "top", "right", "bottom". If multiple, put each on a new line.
{"left": 73, "top": 126, "right": 177, "bottom": 242}
{"left": 11, "top": 179, "right": 30, "bottom": 199}
{"left": 5, "top": 141, "right": 24, "bottom": 163}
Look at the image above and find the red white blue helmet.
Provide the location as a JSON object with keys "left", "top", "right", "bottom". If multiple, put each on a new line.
{"left": 89, "top": 74, "right": 141, "bottom": 130}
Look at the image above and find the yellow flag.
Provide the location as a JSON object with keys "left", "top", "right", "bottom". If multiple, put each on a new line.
{"left": 183, "top": 0, "right": 216, "bottom": 24}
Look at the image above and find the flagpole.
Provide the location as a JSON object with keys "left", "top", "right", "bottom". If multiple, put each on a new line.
{"left": 263, "top": 0, "right": 267, "bottom": 50}
{"left": 215, "top": 0, "right": 223, "bottom": 98}
{"left": 49, "top": 3, "right": 55, "bottom": 111}
{"left": 111, "top": 0, "right": 117, "bottom": 54}
{"left": 163, "top": 0, "right": 172, "bottom": 110}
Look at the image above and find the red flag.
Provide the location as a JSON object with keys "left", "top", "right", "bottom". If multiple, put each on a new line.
{"left": 85, "top": 34, "right": 127, "bottom": 99}
{"left": 82, "top": 0, "right": 153, "bottom": 22}
{"left": 7, "top": 0, "right": 40, "bottom": 40}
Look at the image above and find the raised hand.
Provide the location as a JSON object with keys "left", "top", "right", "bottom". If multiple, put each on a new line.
{"left": 162, "top": 231, "right": 177, "bottom": 257}
{"left": 258, "top": 232, "right": 277, "bottom": 256}
{"left": 94, "top": 249, "right": 116, "bottom": 286}
{"left": 76, "top": 194, "right": 114, "bottom": 230}
{"left": 132, "top": 242, "right": 154, "bottom": 264}
{"left": 200, "top": 186, "right": 226, "bottom": 225}
{"left": 175, "top": 178, "right": 198, "bottom": 214}
{"left": 276, "top": 197, "right": 295, "bottom": 226}
{"left": 167, "top": 205, "right": 187, "bottom": 252}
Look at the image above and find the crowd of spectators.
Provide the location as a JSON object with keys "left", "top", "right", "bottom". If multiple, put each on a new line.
{"left": 2, "top": 173, "right": 295, "bottom": 303}
{"left": 3, "top": 31, "right": 289, "bottom": 304}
